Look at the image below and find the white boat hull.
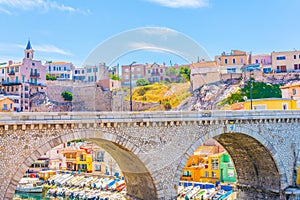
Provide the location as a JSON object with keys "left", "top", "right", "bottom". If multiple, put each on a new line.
{"left": 16, "top": 186, "right": 43, "bottom": 193}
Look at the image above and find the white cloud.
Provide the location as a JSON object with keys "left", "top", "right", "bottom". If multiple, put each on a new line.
{"left": 0, "top": 0, "right": 90, "bottom": 14}
{"left": 145, "top": 0, "right": 209, "bottom": 8}
{"left": 0, "top": 43, "right": 73, "bottom": 56}
{"left": 0, "top": 6, "right": 11, "bottom": 14}
{"left": 34, "top": 44, "right": 73, "bottom": 56}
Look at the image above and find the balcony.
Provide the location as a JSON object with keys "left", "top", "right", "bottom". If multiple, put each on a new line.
{"left": 8, "top": 71, "right": 15, "bottom": 76}
{"left": 27, "top": 81, "right": 46, "bottom": 87}
{"left": 151, "top": 72, "right": 160, "bottom": 76}
{"left": 30, "top": 73, "right": 40, "bottom": 78}
{"left": 1, "top": 81, "right": 21, "bottom": 86}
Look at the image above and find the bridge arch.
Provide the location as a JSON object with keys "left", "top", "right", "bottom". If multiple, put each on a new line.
{"left": 173, "top": 124, "right": 286, "bottom": 198}
{"left": 6, "top": 129, "right": 157, "bottom": 200}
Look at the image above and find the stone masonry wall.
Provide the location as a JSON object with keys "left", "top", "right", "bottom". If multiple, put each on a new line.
{"left": 46, "top": 81, "right": 112, "bottom": 111}
{"left": 0, "top": 111, "right": 300, "bottom": 199}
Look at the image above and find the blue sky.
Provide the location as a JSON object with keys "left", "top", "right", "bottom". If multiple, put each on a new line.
{"left": 0, "top": 0, "right": 299, "bottom": 67}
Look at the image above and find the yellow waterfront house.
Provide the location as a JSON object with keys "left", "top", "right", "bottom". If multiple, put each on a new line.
{"left": 76, "top": 152, "right": 93, "bottom": 173}
{"left": 61, "top": 148, "right": 93, "bottom": 173}
{"left": 244, "top": 98, "right": 300, "bottom": 110}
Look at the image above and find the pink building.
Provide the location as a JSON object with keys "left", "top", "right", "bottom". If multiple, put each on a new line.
{"left": 251, "top": 54, "right": 272, "bottom": 73}
{"left": 0, "top": 40, "right": 46, "bottom": 111}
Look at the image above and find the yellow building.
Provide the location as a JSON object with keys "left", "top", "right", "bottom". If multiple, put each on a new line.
{"left": 244, "top": 98, "right": 300, "bottom": 110}
{"left": 181, "top": 151, "right": 236, "bottom": 184}
{"left": 181, "top": 144, "right": 228, "bottom": 184}
{"left": 0, "top": 97, "right": 14, "bottom": 112}
{"left": 199, "top": 153, "right": 221, "bottom": 184}
{"left": 60, "top": 149, "right": 93, "bottom": 173}
{"left": 76, "top": 152, "right": 93, "bottom": 173}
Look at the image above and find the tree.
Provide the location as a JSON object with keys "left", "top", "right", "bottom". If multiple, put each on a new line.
{"left": 46, "top": 73, "right": 57, "bottom": 81}
{"left": 61, "top": 91, "right": 73, "bottom": 101}
{"left": 220, "top": 80, "right": 282, "bottom": 106}
{"left": 179, "top": 66, "right": 191, "bottom": 82}
{"left": 136, "top": 78, "right": 150, "bottom": 86}
{"left": 109, "top": 74, "right": 122, "bottom": 81}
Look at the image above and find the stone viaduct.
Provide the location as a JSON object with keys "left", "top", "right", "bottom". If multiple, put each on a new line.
{"left": 1, "top": 110, "right": 300, "bottom": 199}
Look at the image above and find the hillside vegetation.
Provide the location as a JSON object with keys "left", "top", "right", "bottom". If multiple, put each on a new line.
{"left": 129, "top": 82, "right": 192, "bottom": 111}
{"left": 219, "top": 80, "right": 282, "bottom": 107}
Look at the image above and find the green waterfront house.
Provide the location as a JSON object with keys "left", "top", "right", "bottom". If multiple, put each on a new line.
{"left": 219, "top": 153, "right": 236, "bottom": 183}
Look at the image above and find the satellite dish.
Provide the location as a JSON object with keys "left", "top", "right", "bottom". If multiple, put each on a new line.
{"left": 243, "top": 96, "right": 248, "bottom": 101}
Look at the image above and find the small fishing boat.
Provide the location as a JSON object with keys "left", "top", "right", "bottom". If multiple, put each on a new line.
{"left": 185, "top": 186, "right": 201, "bottom": 199}
{"left": 15, "top": 177, "right": 43, "bottom": 193}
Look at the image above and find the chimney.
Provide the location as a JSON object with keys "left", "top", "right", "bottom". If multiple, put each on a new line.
{"left": 8, "top": 60, "right": 13, "bottom": 65}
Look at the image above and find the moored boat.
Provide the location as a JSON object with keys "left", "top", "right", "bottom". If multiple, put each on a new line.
{"left": 15, "top": 177, "right": 43, "bottom": 193}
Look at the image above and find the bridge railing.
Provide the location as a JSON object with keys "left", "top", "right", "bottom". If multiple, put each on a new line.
{"left": 0, "top": 110, "right": 299, "bottom": 124}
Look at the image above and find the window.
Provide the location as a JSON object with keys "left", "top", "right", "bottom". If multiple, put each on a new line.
{"left": 22, "top": 75, "right": 25, "bottom": 83}
{"left": 227, "top": 68, "right": 236, "bottom": 74}
{"left": 282, "top": 103, "right": 288, "bottom": 110}
{"left": 276, "top": 56, "right": 286, "bottom": 60}
{"left": 224, "top": 58, "right": 228, "bottom": 64}
{"left": 253, "top": 105, "right": 266, "bottom": 110}
{"left": 294, "top": 55, "right": 297, "bottom": 59}
{"left": 2, "top": 69, "right": 4, "bottom": 74}
{"left": 240, "top": 58, "right": 244, "bottom": 64}
{"left": 125, "top": 69, "right": 129, "bottom": 73}
{"left": 3, "top": 104, "right": 7, "bottom": 110}
{"left": 232, "top": 58, "right": 236, "bottom": 64}
{"left": 295, "top": 64, "right": 299, "bottom": 70}
{"left": 255, "top": 59, "right": 259, "bottom": 64}
{"left": 15, "top": 67, "right": 19, "bottom": 72}
{"left": 212, "top": 172, "right": 216, "bottom": 178}
{"left": 148, "top": 70, "right": 151, "bottom": 74}
{"left": 64, "top": 66, "right": 67, "bottom": 71}
{"left": 211, "top": 159, "right": 219, "bottom": 170}
{"left": 293, "top": 89, "right": 297, "bottom": 95}
{"left": 32, "top": 62, "right": 35, "bottom": 66}
{"left": 204, "top": 171, "right": 209, "bottom": 177}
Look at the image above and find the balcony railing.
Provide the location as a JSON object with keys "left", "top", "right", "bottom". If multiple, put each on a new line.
{"left": 8, "top": 71, "right": 15, "bottom": 76}
{"left": 30, "top": 73, "right": 40, "bottom": 78}
{"left": 151, "top": 72, "right": 160, "bottom": 76}
{"left": 1, "top": 81, "right": 21, "bottom": 86}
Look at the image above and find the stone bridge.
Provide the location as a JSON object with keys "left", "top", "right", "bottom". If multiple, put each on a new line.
{"left": 1, "top": 110, "right": 300, "bottom": 199}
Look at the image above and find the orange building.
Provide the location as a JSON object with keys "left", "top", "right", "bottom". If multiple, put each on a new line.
{"left": 216, "top": 50, "right": 249, "bottom": 75}
{"left": 0, "top": 97, "right": 14, "bottom": 112}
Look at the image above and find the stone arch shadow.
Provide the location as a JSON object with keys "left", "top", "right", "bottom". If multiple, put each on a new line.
{"left": 172, "top": 125, "right": 286, "bottom": 197}
{"left": 6, "top": 130, "right": 157, "bottom": 200}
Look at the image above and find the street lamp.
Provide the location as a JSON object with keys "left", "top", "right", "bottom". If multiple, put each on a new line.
{"left": 129, "top": 61, "right": 136, "bottom": 111}
{"left": 249, "top": 69, "right": 254, "bottom": 110}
